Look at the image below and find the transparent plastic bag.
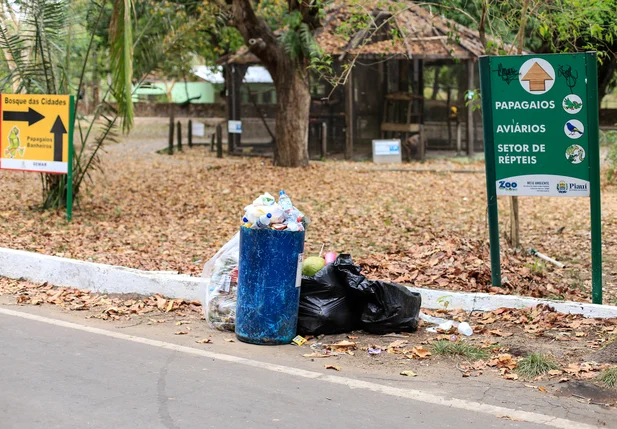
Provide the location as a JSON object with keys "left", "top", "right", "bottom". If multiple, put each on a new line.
{"left": 201, "top": 233, "right": 240, "bottom": 331}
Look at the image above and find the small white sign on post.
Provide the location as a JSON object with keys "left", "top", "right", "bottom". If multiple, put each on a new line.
{"left": 192, "top": 122, "right": 205, "bottom": 137}
{"left": 228, "top": 120, "right": 242, "bottom": 134}
{"left": 372, "top": 139, "right": 402, "bottom": 163}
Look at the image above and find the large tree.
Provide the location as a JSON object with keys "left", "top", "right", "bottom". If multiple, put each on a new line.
{"left": 227, "top": 0, "right": 321, "bottom": 167}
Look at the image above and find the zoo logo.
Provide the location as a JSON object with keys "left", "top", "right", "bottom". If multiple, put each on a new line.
{"left": 556, "top": 181, "right": 568, "bottom": 194}
{"left": 498, "top": 181, "right": 517, "bottom": 191}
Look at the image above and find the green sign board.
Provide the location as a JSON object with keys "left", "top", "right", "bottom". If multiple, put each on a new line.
{"left": 485, "top": 53, "right": 591, "bottom": 197}
{"left": 479, "top": 52, "right": 603, "bottom": 303}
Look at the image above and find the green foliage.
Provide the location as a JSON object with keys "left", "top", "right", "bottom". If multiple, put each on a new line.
{"left": 436, "top": 295, "right": 453, "bottom": 310}
{"left": 109, "top": 0, "right": 134, "bottom": 133}
{"left": 515, "top": 353, "right": 559, "bottom": 379}
{"left": 598, "top": 367, "right": 617, "bottom": 389}
{"left": 0, "top": 0, "right": 143, "bottom": 210}
{"left": 279, "top": 11, "right": 322, "bottom": 65}
{"left": 0, "top": 0, "right": 69, "bottom": 94}
{"left": 431, "top": 340, "right": 489, "bottom": 360}
{"left": 604, "top": 131, "right": 617, "bottom": 182}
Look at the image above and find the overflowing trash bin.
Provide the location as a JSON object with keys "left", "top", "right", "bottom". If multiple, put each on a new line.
{"left": 236, "top": 227, "right": 305, "bottom": 344}
{"left": 235, "top": 191, "right": 309, "bottom": 344}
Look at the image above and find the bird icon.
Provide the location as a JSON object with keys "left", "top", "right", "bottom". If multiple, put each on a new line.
{"left": 566, "top": 121, "right": 583, "bottom": 136}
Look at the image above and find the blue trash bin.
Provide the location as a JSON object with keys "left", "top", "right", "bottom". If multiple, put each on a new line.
{"left": 236, "top": 226, "right": 305, "bottom": 345}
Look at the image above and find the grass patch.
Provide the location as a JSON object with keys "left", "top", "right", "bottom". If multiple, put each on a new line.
{"left": 598, "top": 368, "right": 617, "bottom": 389}
{"left": 516, "top": 353, "right": 559, "bottom": 379}
{"left": 431, "top": 340, "right": 489, "bottom": 361}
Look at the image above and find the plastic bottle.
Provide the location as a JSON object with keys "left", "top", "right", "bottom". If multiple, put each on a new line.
{"left": 457, "top": 322, "right": 473, "bottom": 336}
{"left": 253, "top": 213, "right": 272, "bottom": 229}
{"left": 279, "top": 190, "right": 293, "bottom": 211}
{"left": 286, "top": 221, "right": 300, "bottom": 232}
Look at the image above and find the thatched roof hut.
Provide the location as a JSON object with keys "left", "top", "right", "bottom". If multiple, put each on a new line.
{"left": 223, "top": 1, "right": 489, "bottom": 160}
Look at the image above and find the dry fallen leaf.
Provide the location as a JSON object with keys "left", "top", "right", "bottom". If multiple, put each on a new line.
{"left": 400, "top": 370, "right": 417, "bottom": 377}
{"left": 303, "top": 352, "right": 331, "bottom": 358}
{"left": 538, "top": 386, "right": 547, "bottom": 393}
{"left": 324, "top": 365, "right": 340, "bottom": 371}
{"left": 488, "top": 354, "right": 517, "bottom": 370}
{"left": 497, "top": 415, "right": 523, "bottom": 421}
{"left": 411, "top": 346, "right": 432, "bottom": 359}
{"left": 174, "top": 330, "right": 189, "bottom": 335}
{"left": 387, "top": 340, "right": 409, "bottom": 349}
{"left": 503, "top": 373, "right": 519, "bottom": 380}
{"left": 175, "top": 321, "right": 190, "bottom": 326}
{"left": 488, "top": 329, "right": 514, "bottom": 337}
{"left": 225, "top": 338, "right": 235, "bottom": 343}
{"left": 326, "top": 340, "right": 356, "bottom": 352}
{"left": 548, "top": 370, "right": 563, "bottom": 376}
{"left": 195, "top": 338, "right": 212, "bottom": 344}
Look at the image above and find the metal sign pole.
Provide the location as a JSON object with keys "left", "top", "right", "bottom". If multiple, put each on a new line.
{"left": 67, "top": 95, "right": 75, "bottom": 222}
{"left": 479, "top": 56, "right": 502, "bottom": 287}
{"left": 586, "top": 52, "right": 602, "bottom": 304}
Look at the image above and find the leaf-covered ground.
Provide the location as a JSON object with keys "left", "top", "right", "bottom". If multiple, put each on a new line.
{"left": 2, "top": 118, "right": 616, "bottom": 304}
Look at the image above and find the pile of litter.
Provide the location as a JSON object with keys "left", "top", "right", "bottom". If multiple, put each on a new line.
{"left": 241, "top": 191, "right": 309, "bottom": 231}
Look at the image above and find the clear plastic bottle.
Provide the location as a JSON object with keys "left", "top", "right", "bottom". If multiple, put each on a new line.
{"left": 279, "top": 190, "right": 293, "bottom": 211}
{"left": 253, "top": 213, "right": 272, "bottom": 229}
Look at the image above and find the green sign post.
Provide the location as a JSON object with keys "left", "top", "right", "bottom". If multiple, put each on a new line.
{"left": 479, "top": 52, "right": 602, "bottom": 304}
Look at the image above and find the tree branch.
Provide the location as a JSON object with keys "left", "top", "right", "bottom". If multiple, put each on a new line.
{"left": 230, "top": 0, "right": 281, "bottom": 75}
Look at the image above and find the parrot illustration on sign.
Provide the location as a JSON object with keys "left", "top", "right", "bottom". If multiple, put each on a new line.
{"left": 4, "top": 126, "right": 25, "bottom": 158}
{"left": 566, "top": 121, "right": 583, "bottom": 136}
{"left": 563, "top": 97, "right": 582, "bottom": 111}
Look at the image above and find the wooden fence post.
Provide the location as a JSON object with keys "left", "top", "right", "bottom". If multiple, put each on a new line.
{"left": 177, "top": 121, "right": 182, "bottom": 151}
{"left": 216, "top": 124, "right": 223, "bottom": 158}
{"left": 168, "top": 116, "right": 174, "bottom": 155}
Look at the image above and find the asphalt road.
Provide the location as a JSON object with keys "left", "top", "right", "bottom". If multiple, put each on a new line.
{"left": 0, "top": 311, "right": 596, "bottom": 429}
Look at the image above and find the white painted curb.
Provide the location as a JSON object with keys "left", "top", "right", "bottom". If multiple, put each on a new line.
{"left": 407, "top": 287, "right": 617, "bottom": 319}
{"left": 1, "top": 247, "right": 616, "bottom": 318}
{"left": 0, "top": 247, "right": 203, "bottom": 301}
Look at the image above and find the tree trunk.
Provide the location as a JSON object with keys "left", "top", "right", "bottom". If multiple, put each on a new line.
{"left": 273, "top": 69, "right": 310, "bottom": 167}
{"left": 230, "top": 0, "right": 314, "bottom": 167}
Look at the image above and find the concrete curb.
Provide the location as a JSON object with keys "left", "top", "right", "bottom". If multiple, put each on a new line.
{"left": 1, "top": 247, "right": 616, "bottom": 318}
{"left": 0, "top": 247, "right": 203, "bottom": 302}
{"left": 407, "top": 287, "right": 617, "bottom": 319}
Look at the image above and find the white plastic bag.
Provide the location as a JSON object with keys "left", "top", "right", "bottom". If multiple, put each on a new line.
{"left": 201, "top": 233, "right": 240, "bottom": 331}
{"left": 419, "top": 312, "right": 472, "bottom": 336}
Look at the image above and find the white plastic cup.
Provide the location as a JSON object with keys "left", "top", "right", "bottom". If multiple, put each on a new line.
{"left": 458, "top": 322, "right": 473, "bottom": 336}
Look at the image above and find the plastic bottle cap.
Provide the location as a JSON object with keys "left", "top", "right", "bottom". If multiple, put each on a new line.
{"left": 266, "top": 213, "right": 272, "bottom": 218}
{"left": 280, "top": 190, "right": 285, "bottom": 195}
{"left": 243, "top": 217, "right": 248, "bottom": 223}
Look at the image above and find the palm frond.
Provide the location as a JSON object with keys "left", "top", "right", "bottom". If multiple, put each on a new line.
{"left": 74, "top": 102, "right": 119, "bottom": 195}
{"left": 109, "top": 0, "right": 134, "bottom": 133}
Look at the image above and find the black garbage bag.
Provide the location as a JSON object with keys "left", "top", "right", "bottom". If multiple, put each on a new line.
{"left": 355, "top": 281, "right": 421, "bottom": 335}
{"left": 298, "top": 254, "right": 421, "bottom": 336}
{"left": 296, "top": 261, "right": 360, "bottom": 335}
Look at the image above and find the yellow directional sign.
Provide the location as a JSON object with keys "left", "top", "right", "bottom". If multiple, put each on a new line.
{"left": 0, "top": 94, "right": 70, "bottom": 174}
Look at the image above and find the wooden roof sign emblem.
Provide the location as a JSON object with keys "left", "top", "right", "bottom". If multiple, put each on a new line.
{"left": 521, "top": 62, "right": 553, "bottom": 92}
